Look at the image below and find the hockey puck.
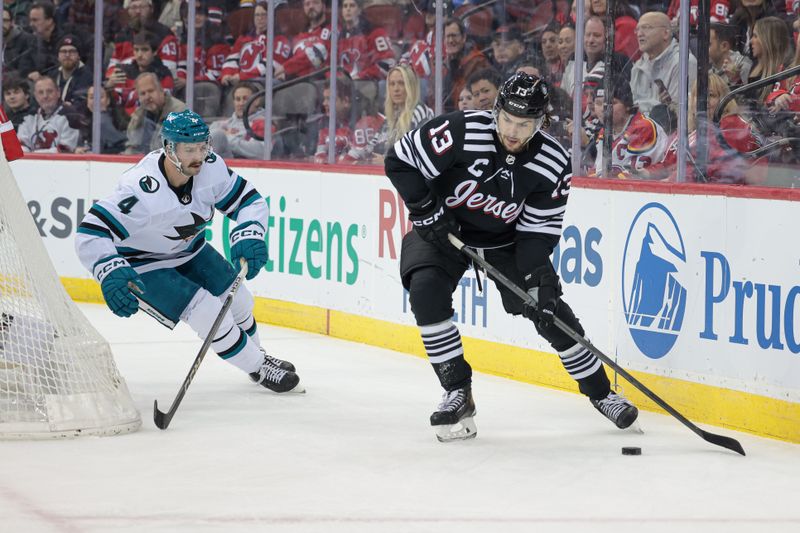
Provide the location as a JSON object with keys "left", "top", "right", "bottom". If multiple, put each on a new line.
{"left": 621, "top": 446, "right": 642, "bottom": 456}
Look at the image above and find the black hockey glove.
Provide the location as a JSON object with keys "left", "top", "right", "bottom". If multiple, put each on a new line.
{"left": 406, "top": 191, "right": 461, "bottom": 257}
{"left": 522, "top": 264, "right": 560, "bottom": 329}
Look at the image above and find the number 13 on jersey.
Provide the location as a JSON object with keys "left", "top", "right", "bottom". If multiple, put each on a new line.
{"left": 429, "top": 120, "right": 453, "bottom": 155}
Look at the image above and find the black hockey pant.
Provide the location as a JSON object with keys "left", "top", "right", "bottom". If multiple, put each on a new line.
{"left": 400, "top": 231, "right": 611, "bottom": 400}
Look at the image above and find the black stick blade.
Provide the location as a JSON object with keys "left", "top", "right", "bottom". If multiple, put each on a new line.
{"left": 153, "top": 400, "right": 170, "bottom": 430}
{"left": 703, "top": 430, "right": 746, "bottom": 455}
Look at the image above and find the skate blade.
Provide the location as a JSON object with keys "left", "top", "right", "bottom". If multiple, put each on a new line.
{"left": 625, "top": 418, "right": 644, "bottom": 434}
{"left": 434, "top": 416, "right": 477, "bottom": 442}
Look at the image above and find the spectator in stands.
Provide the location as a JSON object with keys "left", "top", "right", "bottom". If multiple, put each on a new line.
{"left": 2, "top": 75, "right": 36, "bottom": 129}
{"left": 110, "top": 0, "right": 179, "bottom": 78}
{"left": 27, "top": 1, "right": 81, "bottom": 83}
{"left": 74, "top": 85, "right": 130, "bottom": 154}
{"left": 107, "top": 31, "right": 176, "bottom": 116}
{"left": 467, "top": 68, "right": 502, "bottom": 111}
{"left": 275, "top": 0, "right": 332, "bottom": 81}
{"left": 457, "top": 86, "right": 474, "bottom": 110}
{"left": 645, "top": 73, "right": 762, "bottom": 183}
{"left": 590, "top": 82, "right": 669, "bottom": 178}
{"left": 490, "top": 25, "right": 529, "bottom": 79}
{"left": 709, "top": 22, "right": 753, "bottom": 87}
{"left": 539, "top": 22, "right": 565, "bottom": 86}
{"left": 3, "top": 7, "right": 36, "bottom": 79}
{"left": 125, "top": 72, "right": 187, "bottom": 154}
{"left": 173, "top": 0, "right": 230, "bottom": 104}
{"left": 5, "top": 0, "right": 32, "bottom": 26}
{"left": 516, "top": 61, "right": 543, "bottom": 78}
{"left": 54, "top": 34, "right": 92, "bottom": 109}
{"left": 730, "top": 0, "right": 782, "bottom": 56}
{"left": 339, "top": 0, "right": 396, "bottom": 81}
{"left": 557, "top": 25, "right": 575, "bottom": 69}
{"left": 745, "top": 16, "right": 790, "bottom": 103}
{"left": 562, "top": 16, "right": 632, "bottom": 97}
{"left": 17, "top": 76, "right": 80, "bottom": 152}
{"left": 441, "top": 16, "right": 489, "bottom": 111}
{"left": 589, "top": 0, "right": 639, "bottom": 58}
{"left": 630, "top": 12, "right": 697, "bottom": 114}
{"left": 209, "top": 81, "right": 266, "bottom": 159}
{"left": 346, "top": 64, "right": 431, "bottom": 163}
{"left": 313, "top": 75, "right": 357, "bottom": 163}
{"left": 221, "top": 1, "right": 291, "bottom": 87}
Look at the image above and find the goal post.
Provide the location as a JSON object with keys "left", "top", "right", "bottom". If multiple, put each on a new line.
{"left": 0, "top": 144, "right": 141, "bottom": 438}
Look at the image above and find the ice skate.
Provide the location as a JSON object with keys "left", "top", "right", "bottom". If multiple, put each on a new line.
{"left": 430, "top": 387, "right": 477, "bottom": 442}
{"left": 249, "top": 356, "right": 304, "bottom": 393}
{"left": 591, "top": 391, "right": 638, "bottom": 429}
{"left": 259, "top": 348, "right": 296, "bottom": 372}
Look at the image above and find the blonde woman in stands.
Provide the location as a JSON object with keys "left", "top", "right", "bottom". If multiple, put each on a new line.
{"left": 345, "top": 64, "right": 433, "bottom": 164}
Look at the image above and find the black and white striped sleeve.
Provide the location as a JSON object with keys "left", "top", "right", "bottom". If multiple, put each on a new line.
{"left": 515, "top": 133, "right": 572, "bottom": 270}
{"left": 384, "top": 111, "right": 465, "bottom": 204}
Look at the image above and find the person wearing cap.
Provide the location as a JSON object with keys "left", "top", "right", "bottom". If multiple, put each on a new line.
{"left": 124, "top": 72, "right": 187, "bottom": 154}
{"left": 27, "top": 1, "right": 83, "bottom": 83}
{"left": 490, "top": 25, "right": 529, "bottom": 79}
{"left": 590, "top": 82, "right": 669, "bottom": 178}
{"left": 55, "top": 34, "right": 93, "bottom": 109}
{"left": 3, "top": 6, "right": 36, "bottom": 79}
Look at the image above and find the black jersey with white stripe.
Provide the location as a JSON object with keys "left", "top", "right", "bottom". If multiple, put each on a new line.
{"left": 385, "top": 110, "right": 571, "bottom": 269}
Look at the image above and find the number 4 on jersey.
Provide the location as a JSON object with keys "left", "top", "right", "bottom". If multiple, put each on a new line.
{"left": 117, "top": 196, "right": 139, "bottom": 214}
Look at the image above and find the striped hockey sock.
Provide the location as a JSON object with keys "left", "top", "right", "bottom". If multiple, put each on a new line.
{"left": 420, "top": 320, "right": 471, "bottom": 390}
{"left": 238, "top": 313, "right": 260, "bottom": 344}
{"left": 558, "top": 342, "right": 602, "bottom": 380}
{"left": 212, "top": 323, "right": 263, "bottom": 373}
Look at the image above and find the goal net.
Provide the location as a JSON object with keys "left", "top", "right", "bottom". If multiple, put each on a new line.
{"left": 0, "top": 145, "right": 141, "bottom": 438}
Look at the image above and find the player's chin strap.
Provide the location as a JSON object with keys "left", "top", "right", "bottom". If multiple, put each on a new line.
{"left": 164, "top": 141, "right": 193, "bottom": 179}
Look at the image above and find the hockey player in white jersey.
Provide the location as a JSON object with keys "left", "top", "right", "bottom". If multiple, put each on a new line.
{"left": 75, "top": 109, "right": 302, "bottom": 393}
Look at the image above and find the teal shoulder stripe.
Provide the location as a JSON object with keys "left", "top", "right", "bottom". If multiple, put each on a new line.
{"left": 92, "top": 204, "right": 130, "bottom": 240}
{"left": 230, "top": 192, "right": 262, "bottom": 221}
{"left": 77, "top": 227, "right": 112, "bottom": 239}
{"left": 215, "top": 175, "right": 243, "bottom": 210}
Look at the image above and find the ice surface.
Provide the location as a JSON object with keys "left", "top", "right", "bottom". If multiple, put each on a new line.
{"left": 1, "top": 304, "right": 798, "bottom": 533}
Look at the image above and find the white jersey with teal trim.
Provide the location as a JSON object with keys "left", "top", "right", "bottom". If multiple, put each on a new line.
{"left": 75, "top": 149, "right": 268, "bottom": 279}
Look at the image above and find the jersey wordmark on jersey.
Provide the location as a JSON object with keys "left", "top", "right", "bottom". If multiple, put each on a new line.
{"left": 385, "top": 110, "right": 571, "bottom": 255}
{"left": 76, "top": 150, "right": 269, "bottom": 279}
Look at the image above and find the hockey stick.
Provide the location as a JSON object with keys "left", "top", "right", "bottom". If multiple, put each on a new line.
{"left": 447, "top": 234, "right": 746, "bottom": 456}
{"left": 153, "top": 258, "right": 248, "bottom": 430}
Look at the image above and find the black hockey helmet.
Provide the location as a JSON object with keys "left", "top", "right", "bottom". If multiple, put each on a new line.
{"left": 494, "top": 72, "right": 550, "bottom": 119}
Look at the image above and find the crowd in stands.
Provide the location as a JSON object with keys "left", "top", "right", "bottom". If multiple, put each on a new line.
{"left": 3, "top": 0, "right": 800, "bottom": 185}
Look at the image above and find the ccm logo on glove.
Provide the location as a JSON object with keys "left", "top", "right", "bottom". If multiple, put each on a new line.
{"left": 411, "top": 205, "right": 445, "bottom": 227}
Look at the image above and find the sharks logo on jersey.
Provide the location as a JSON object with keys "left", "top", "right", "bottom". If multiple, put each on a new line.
{"left": 165, "top": 212, "right": 212, "bottom": 241}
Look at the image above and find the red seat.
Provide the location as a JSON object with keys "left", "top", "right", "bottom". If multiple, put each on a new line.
{"left": 227, "top": 7, "right": 254, "bottom": 41}
{"left": 364, "top": 5, "right": 404, "bottom": 41}
{"left": 276, "top": 6, "right": 308, "bottom": 38}
{"left": 455, "top": 5, "right": 494, "bottom": 39}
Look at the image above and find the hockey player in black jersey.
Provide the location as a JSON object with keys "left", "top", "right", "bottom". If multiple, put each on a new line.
{"left": 385, "top": 72, "right": 639, "bottom": 442}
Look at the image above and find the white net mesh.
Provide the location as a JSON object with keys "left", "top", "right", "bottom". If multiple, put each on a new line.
{"left": 0, "top": 146, "right": 141, "bottom": 438}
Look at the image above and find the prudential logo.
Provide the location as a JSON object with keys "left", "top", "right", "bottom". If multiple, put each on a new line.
{"left": 622, "top": 203, "right": 687, "bottom": 359}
